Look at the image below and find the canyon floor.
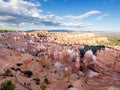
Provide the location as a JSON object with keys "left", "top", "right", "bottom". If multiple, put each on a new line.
{"left": 0, "top": 31, "right": 120, "bottom": 90}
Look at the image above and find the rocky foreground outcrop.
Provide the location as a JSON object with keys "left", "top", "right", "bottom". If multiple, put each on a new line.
{"left": 0, "top": 48, "right": 34, "bottom": 73}
{"left": 0, "top": 31, "right": 120, "bottom": 90}
{"left": 83, "top": 49, "right": 120, "bottom": 89}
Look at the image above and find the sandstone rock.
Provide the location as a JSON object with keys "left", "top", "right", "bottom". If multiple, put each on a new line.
{"left": 54, "top": 61, "right": 62, "bottom": 68}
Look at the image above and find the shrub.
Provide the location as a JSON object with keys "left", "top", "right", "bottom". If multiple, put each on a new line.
{"left": 40, "top": 83, "right": 47, "bottom": 90}
{"left": 16, "top": 68, "right": 22, "bottom": 72}
{"left": 16, "top": 63, "right": 23, "bottom": 67}
{"left": 4, "top": 69, "right": 12, "bottom": 76}
{"left": 0, "top": 80, "right": 15, "bottom": 90}
{"left": 23, "top": 71, "right": 33, "bottom": 77}
{"left": 33, "top": 78, "right": 40, "bottom": 85}
{"left": 68, "top": 84, "right": 73, "bottom": 88}
{"left": 44, "top": 78, "right": 50, "bottom": 84}
{"left": 10, "top": 67, "right": 16, "bottom": 71}
{"left": 79, "top": 45, "right": 105, "bottom": 58}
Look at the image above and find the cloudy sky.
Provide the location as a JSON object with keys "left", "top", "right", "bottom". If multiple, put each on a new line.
{"left": 0, "top": 0, "right": 120, "bottom": 31}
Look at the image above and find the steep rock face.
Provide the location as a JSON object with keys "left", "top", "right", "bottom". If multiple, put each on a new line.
{"left": 0, "top": 48, "right": 35, "bottom": 74}
{"left": 82, "top": 49, "right": 120, "bottom": 89}
{"left": 94, "top": 49, "right": 120, "bottom": 79}
{"left": 83, "top": 50, "right": 96, "bottom": 66}
{"left": 83, "top": 49, "right": 120, "bottom": 78}
{"left": 0, "top": 49, "right": 24, "bottom": 73}
{"left": 82, "top": 49, "right": 120, "bottom": 88}
{"left": 0, "top": 48, "right": 20, "bottom": 73}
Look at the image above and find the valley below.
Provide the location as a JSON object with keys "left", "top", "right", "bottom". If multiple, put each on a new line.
{"left": 0, "top": 30, "right": 120, "bottom": 90}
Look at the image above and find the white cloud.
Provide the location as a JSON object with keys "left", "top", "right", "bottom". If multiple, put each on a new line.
{"left": 0, "top": 0, "right": 62, "bottom": 27}
{"left": 104, "top": 0, "right": 114, "bottom": 4}
{"left": 60, "top": 22, "right": 93, "bottom": 27}
{"left": 96, "top": 14, "right": 109, "bottom": 20}
{"left": 41, "top": 14, "right": 63, "bottom": 21}
{"left": 65, "top": 10, "right": 101, "bottom": 21}
{"left": 0, "top": 0, "right": 104, "bottom": 30}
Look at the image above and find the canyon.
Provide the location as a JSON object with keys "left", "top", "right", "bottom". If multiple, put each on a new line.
{"left": 0, "top": 31, "right": 120, "bottom": 90}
